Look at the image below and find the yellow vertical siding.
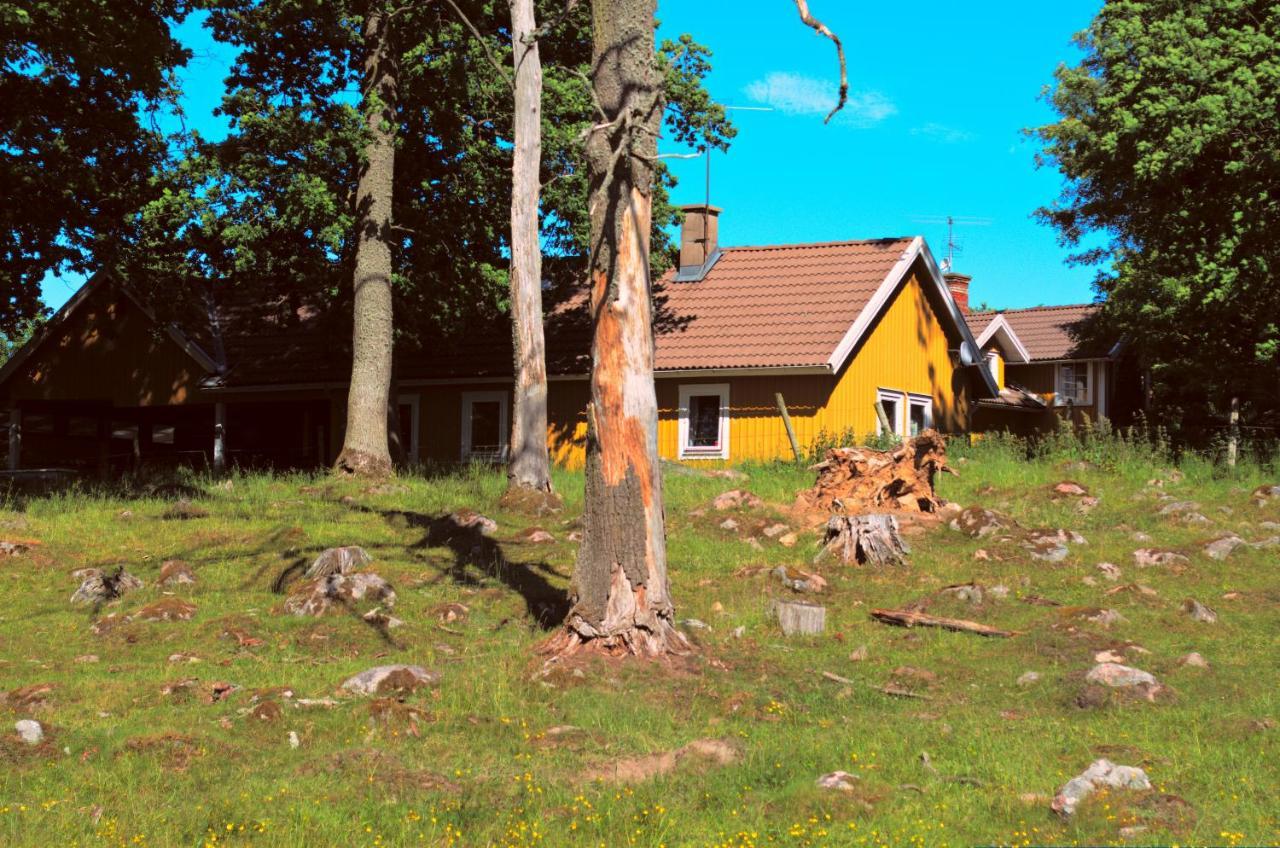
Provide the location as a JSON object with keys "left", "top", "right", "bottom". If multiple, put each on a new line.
{"left": 423, "top": 261, "right": 971, "bottom": 468}
{"left": 817, "top": 268, "right": 967, "bottom": 439}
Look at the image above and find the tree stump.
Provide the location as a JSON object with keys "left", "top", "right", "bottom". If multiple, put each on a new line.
{"left": 771, "top": 599, "right": 826, "bottom": 636}
{"left": 815, "top": 514, "right": 910, "bottom": 566}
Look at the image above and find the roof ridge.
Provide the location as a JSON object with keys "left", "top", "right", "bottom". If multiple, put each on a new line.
{"left": 719, "top": 236, "right": 915, "bottom": 252}
{"left": 973, "top": 303, "right": 1099, "bottom": 315}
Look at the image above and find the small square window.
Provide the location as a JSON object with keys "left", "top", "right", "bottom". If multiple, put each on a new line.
{"left": 876, "top": 389, "right": 905, "bottom": 439}
{"left": 1056, "top": 363, "right": 1091, "bottom": 406}
{"left": 152, "top": 425, "right": 175, "bottom": 445}
{"left": 908, "top": 394, "right": 933, "bottom": 437}
{"left": 461, "top": 391, "right": 508, "bottom": 462}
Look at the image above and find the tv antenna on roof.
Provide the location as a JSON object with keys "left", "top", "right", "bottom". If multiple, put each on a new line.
{"left": 657, "top": 105, "right": 775, "bottom": 218}
{"left": 910, "top": 215, "right": 993, "bottom": 272}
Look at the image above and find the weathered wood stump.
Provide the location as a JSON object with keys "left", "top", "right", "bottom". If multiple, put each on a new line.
{"left": 815, "top": 514, "right": 910, "bottom": 566}
{"left": 771, "top": 599, "right": 826, "bottom": 636}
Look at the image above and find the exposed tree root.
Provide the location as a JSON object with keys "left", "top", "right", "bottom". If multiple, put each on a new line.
{"left": 333, "top": 449, "right": 393, "bottom": 478}
{"left": 539, "top": 617, "right": 692, "bottom": 661}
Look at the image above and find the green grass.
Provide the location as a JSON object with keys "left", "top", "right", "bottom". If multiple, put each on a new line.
{"left": 1, "top": 443, "right": 1278, "bottom": 847}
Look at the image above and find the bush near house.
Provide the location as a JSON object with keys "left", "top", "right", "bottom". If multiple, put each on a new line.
{"left": 0, "top": 433, "right": 1277, "bottom": 847}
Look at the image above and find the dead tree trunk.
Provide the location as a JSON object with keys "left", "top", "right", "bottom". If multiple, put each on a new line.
{"left": 816, "top": 514, "right": 910, "bottom": 566}
{"left": 505, "top": 0, "right": 554, "bottom": 496}
{"left": 544, "top": 0, "right": 686, "bottom": 658}
{"left": 335, "top": 4, "right": 397, "bottom": 478}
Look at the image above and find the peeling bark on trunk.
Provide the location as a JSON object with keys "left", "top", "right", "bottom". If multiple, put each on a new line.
{"left": 505, "top": 0, "right": 554, "bottom": 496}
{"left": 335, "top": 4, "right": 397, "bottom": 478}
{"left": 544, "top": 0, "right": 686, "bottom": 658}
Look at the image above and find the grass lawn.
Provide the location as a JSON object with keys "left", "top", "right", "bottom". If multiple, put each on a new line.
{"left": 1, "top": 440, "right": 1278, "bottom": 847}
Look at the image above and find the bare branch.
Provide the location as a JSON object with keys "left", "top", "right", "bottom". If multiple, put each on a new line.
{"left": 791, "top": 0, "right": 847, "bottom": 123}
{"left": 439, "top": 0, "right": 514, "bottom": 90}
{"left": 526, "top": 0, "right": 581, "bottom": 43}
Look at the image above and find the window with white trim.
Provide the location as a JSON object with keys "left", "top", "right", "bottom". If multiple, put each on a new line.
{"left": 875, "top": 388, "right": 905, "bottom": 439}
{"left": 678, "top": 383, "right": 729, "bottom": 460}
{"left": 1055, "top": 362, "right": 1092, "bottom": 406}
{"left": 397, "top": 393, "right": 420, "bottom": 463}
{"left": 908, "top": 394, "right": 934, "bottom": 437}
{"left": 461, "top": 390, "right": 508, "bottom": 462}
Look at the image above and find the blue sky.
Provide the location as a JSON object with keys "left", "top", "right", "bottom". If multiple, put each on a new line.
{"left": 40, "top": 0, "right": 1103, "bottom": 312}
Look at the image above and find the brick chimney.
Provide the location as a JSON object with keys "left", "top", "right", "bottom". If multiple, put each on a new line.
{"left": 944, "top": 272, "right": 971, "bottom": 313}
{"left": 678, "top": 204, "right": 721, "bottom": 273}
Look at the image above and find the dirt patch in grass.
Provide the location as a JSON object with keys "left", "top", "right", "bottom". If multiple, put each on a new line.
{"left": 121, "top": 733, "right": 207, "bottom": 772}
{"left": 316, "top": 748, "right": 461, "bottom": 797}
{"left": 581, "top": 737, "right": 741, "bottom": 784}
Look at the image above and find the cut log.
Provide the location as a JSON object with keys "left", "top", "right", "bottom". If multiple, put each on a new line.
{"left": 869, "top": 608, "right": 1015, "bottom": 638}
{"left": 815, "top": 514, "right": 909, "bottom": 566}
{"left": 797, "top": 429, "right": 953, "bottom": 514}
{"left": 771, "top": 599, "right": 826, "bottom": 636}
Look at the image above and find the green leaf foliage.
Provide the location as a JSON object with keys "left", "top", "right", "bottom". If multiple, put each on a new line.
{"left": 1033, "top": 0, "right": 1280, "bottom": 434}
{"left": 0, "top": 0, "right": 193, "bottom": 332}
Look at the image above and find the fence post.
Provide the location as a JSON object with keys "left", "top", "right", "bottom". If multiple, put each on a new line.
{"left": 775, "top": 392, "right": 801, "bottom": 462}
{"left": 1227, "top": 396, "right": 1239, "bottom": 468}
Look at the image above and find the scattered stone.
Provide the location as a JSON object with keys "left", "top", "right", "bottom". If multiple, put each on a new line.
{"left": 1086, "top": 663, "right": 1161, "bottom": 700}
{"left": 731, "top": 626, "right": 746, "bottom": 639}
{"left": 1182, "top": 598, "right": 1218, "bottom": 623}
{"left": 75, "top": 654, "right": 99, "bottom": 664}
{"left": 940, "top": 583, "right": 983, "bottom": 604}
{"left": 449, "top": 509, "right": 497, "bottom": 535}
{"left": 14, "top": 719, "right": 43, "bottom": 745}
{"left": 134, "top": 598, "right": 197, "bottom": 622}
{"left": 1204, "top": 534, "right": 1245, "bottom": 561}
{"left": 1094, "top": 650, "right": 1125, "bottom": 664}
{"left": 1096, "top": 562, "right": 1121, "bottom": 581}
{"left": 1158, "top": 500, "right": 1200, "bottom": 517}
{"left": 744, "top": 537, "right": 764, "bottom": 551}
{"left": 1181, "top": 512, "right": 1211, "bottom": 526}
{"left": 773, "top": 565, "right": 827, "bottom": 594}
{"left": 161, "top": 499, "right": 209, "bottom": 520}
{"left": 1222, "top": 590, "right": 1244, "bottom": 600}
{"left": 973, "top": 548, "right": 990, "bottom": 561}
{"left": 762, "top": 523, "right": 789, "bottom": 539}
{"left": 1017, "top": 671, "right": 1040, "bottom": 686}
{"left": 167, "top": 652, "right": 201, "bottom": 664}
{"left": 1133, "top": 548, "right": 1189, "bottom": 568}
{"left": 712, "top": 490, "right": 763, "bottom": 511}
{"left": 1119, "top": 825, "right": 1149, "bottom": 840}
{"left": 341, "top": 665, "right": 440, "bottom": 697}
{"left": 1053, "top": 481, "right": 1089, "bottom": 497}
{"left": 849, "top": 644, "right": 869, "bottom": 662}
{"left": 1250, "top": 484, "right": 1280, "bottom": 505}
{"left": 70, "top": 567, "right": 143, "bottom": 606}
{"left": 678, "top": 618, "right": 710, "bottom": 632}
{"left": 158, "top": 559, "right": 196, "bottom": 587}
{"left": 989, "top": 584, "right": 1010, "bottom": 599}
{"left": 362, "top": 607, "right": 405, "bottom": 629}
{"left": 160, "top": 678, "right": 199, "bottom": 698}
{"left": 518, "top": 527, "right": 555, "bottom": 544}
{"left": 288, "top": 731, "right": 300, "bottom": 749}
{"left": 304, "top": 546, "right": 372, "bottom": 579}
{"left": 1081, "top": 575, "right": 1098, "bottom": 587}
{"left": 1178, "top": 652, "right": 1209, "bottom": 668}
{"left": 777, "top": 532, "right": 798, "bottom": 548}
{"left": 1024, "top": 533, "right": 1070, "bottom": 562}
{"left": 816, "top": 771, "right": 860, "bottom": 791}
{"left": 567, "top": 530, "right": 583, "bottom": 543}
{"left": 718, "top": 518, "right": 739, "bottom": 532}
{"left": 1086, "top": 609, "right": 1125, "bottom": 628}
{"left": 0, "top": 540, "right": 32, "bottom": 556}
{"left": 1078, "top": 496, "right": 1101, "bottom": 512}
{"left": 284, "top": 573, "right": 396, "bottom": 617}
{"left": 433, "top": 602, "right": 468, "bottom": 624}
{"left": 1131, "top": 531, "right": 1153, "bottom": 543}
{"left": 205, "top": 681, "right": 240, "bottom": 703}
{"left": 1051, "top": 759, "right": 1151, "bottom": 817}
{"left": 950, "top": 507, "right": 1014, "bottom": 538}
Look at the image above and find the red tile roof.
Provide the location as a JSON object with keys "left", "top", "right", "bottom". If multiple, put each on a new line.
{"left": 972, "top": 304, "right": 1106, "bottom": 362}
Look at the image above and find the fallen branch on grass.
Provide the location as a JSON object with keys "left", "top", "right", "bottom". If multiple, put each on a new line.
{"left": 869, "top": 608, "right": 1016, "bottom": 638}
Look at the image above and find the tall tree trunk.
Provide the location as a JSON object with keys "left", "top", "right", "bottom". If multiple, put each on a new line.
{"left": 335, "top": 4, "right": 397, "bottom": 477}
{"left": 505, "top": 0, "right": 553, "bottom": 494}
{"left": 544, "top": 0, "right": 687, "bottom": 658}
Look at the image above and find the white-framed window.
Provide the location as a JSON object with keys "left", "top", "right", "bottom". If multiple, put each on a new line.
{"left": 397, "top": 393, "right": 420, "bottom": 463}
{"left": 461, "top": 390, "right": 508, "bottom": 462}
{"left": 908, "top": 394, "right": 934, "bottom": 437}
{"left": 678, "top": 383, "right": 730, "bottom": 460}
{"left": 985, "top": 350, "right": 1002, "bottom": 387}
{"left": 1055, "top": 362, "right": 1092, "bottom": 406}
{"left": 876, "top": 388, "right": 905, "bottom": 439}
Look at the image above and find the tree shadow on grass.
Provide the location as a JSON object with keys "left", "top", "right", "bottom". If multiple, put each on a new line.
{"left": 361, "top": 506, "right": 571, "bottom": 630}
